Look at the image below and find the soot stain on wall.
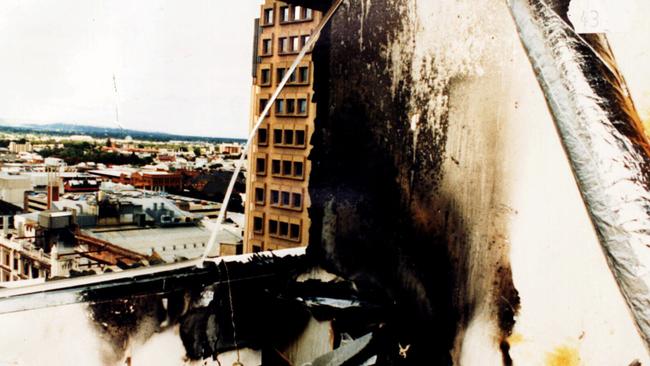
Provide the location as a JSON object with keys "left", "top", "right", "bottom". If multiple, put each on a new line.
{"left": 302, "top": 0, "right": 521, "bottom": 363}
{"left": 85, "top": 255, "right": 310, "bottom": 363}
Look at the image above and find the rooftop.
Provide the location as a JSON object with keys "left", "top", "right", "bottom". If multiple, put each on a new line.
{"left": 82, "top": 225, "right": 223, "bottom": 262}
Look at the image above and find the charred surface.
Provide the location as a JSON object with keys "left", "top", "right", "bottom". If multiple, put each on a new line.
{"left": 307, "top": 0, "right": 520, "bottom": 364}
{"left": 307, "top": 1, "right": 458, "bottom": 364}
{"left": 84, "top": 254, "right": 311, "bottom": 361}
{"left": 496, "top": 265, "right": 520, "bottom": 366}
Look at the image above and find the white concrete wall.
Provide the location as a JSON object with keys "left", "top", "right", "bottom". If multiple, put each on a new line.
{"left": 388, "top": 0, "right": 650, "bottom": 363}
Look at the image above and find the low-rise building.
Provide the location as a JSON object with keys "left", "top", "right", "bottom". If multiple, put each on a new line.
{"left": 89, "top": 168, "right": 183, "bottom": 191}
{"left": 0, "top": 174, "right": 32, "bottom": 208}
{"left": 131, "top": 171, "right": 182, "bottom": 191}
{"left": 218, "top": 143, "right": 242, "bottom": 155}
{"left": 8, "top": 141, "right": 32, "bottom": 154}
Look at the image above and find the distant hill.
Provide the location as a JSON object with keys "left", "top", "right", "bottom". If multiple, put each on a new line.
{"left": 0, "top": 123, "right": 246, "bottom": 144}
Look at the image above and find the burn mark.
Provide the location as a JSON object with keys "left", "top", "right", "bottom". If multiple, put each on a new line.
{"left": 89, "top": 294, "right": 165, "bottom": 364}
{"left": 85, "top": 254, "right": 310, "bottom": 362}
{"left": 307, "top": 0, "right": 520, "bottom": 364}
{"left": 496, "top": 265, "right": 521, "bottom": 366}
{"left": 305, "top": 1, "right": 462, "bottom": 364}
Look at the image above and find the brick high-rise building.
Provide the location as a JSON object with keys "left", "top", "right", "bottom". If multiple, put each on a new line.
{"left": 244, "top": 1, "right": 321, "bottom": 253}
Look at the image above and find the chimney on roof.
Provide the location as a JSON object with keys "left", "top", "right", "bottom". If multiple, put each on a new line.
{"left": 47, "top": 168, "right": 60, "bottom": 210}
{"left": 2, "top": 216, "right": 8, "bottom": 237}
{"left": 47, "top": 185, "right": 59, "bottom": 209}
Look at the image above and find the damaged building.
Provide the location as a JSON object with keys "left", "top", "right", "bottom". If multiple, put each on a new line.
{"left": 1, "top": 0, "right": 650, "bottom": 365}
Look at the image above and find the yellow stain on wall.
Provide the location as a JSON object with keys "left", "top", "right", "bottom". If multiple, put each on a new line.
{"left": 545, "top": 345, "right": 581, "bottom": 366}
{"left": 507, "top": 332, "right": 524, "bottom": 346}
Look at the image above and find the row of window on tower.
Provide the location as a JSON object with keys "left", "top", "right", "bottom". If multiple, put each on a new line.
{"left": 254, "top": 185, "right": 303, "bottom": 211}
{"left": 252, "top": 213, "right": 302, "bottom": 242}
{"left": 262, "top": 5, "right": 314, "bottom": 26}
{"left": 255, "top": 154, "right": 305, "bottom": 180}
{"left": 259, "top": 96, "right": 310, "bottom": 117}
{"left": 261, "top": 34, "right": 311, "bottom": 56}
{"left": 257, "top": 125, "right": 307, "bottom": 148}
{"left": 259, "top": 64, "right": 311, "bottom": 87}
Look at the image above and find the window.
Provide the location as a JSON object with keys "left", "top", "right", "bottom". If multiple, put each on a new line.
{"left": 276, "top": 67, "right": 307, "bottom": 86}
{"left": 299, "top": 66, "right": 309, "bottom": 83}
{"left": 284, "top": 129, "right": 294, "bottom": 145}
{"left": 263, "top": 8, "right": 274, "bottom": 25}
{"left": 256, "top": 155, "right": 266, "bottom": 175}
{"left": 286, "top": 99, "right": 295, "bottom": 114}
{"left": 279, "top": 37, "right": 289, "bottom": 53}
{"left": 269, "top": 219, "right": 278, "bottom": 235}
{"left": 282, "top": 160, "right": 292, "bottom": 176}
{"left": 276, "top": 99, "right": 285, "bottom": 114}
{"left": 271, "top": 190, "right": 280, "bottom": 205}
{"left": 255, "top": 187, "right": 265, "bottom": 204}
{"left": 273, "top": 129, "right": 283, "bottom": 144}
{"left": 295, "top": 130, "right": 306, "bottom": 146}
{"left": 269, "top": 189, "right": 303, "bottom": 211}
{"left": 272, "top": 159, "right": 281, "bottom": 175}
{"left": 277, "top": 68, "right": 286, "bottom": 83}
{"left": 259, "top": 98, "right": 268, "bottom": 114}
{"left": 292, "top": 193, "right": 302, "bottom": 208}
{"left": 279, "top": 221, "right": 289, "bottom": 237}
{"left": 291, "top": 36, "right": 300, "bottom": 52}
{"left": 290, "top": 223, "right": 301, "bottom": 241}
{"left": 298, "top": 98, "right": 308, "bottom": 114}
{"left": 262, "top": 39, "right": 272, "bottom": 55}
{"left": 294, "top": 161, "right": 304, "bottom": 178}
{"left": 294, "top": 6, "right": 302, "bottom": 20}
{"left": 252, "top": 245, "right": 262, "bottom": 253}
{"left": 253, "top": 214, "right": 264, "bottom": 234}
{"left": 280, "top": 6, "right": 290, "bottom": 22}
{"left": 281, "top": 191, "right": 291, "bottom": 206}
{"left": 305, "top": 8, "right": 313, "bottom": 19}
{"left": 301, "top": 35, "right": 310, "bottom": 48}
{"left": 260, "top": 69, "right": 271, "bottom": 85}
{"left": 258, "top": 127, "right": 268, "bottom": 145}
{"left": 271, "top": 157, "right": 306, "bottom": 179}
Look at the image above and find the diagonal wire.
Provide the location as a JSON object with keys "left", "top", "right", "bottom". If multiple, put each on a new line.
{"left": 198, "top": 0, "right": 345, "bottom": 266}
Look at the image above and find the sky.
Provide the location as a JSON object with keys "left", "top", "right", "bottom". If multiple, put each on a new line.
{"left": 0, "top": 1, "right": 262, "bottom": 138}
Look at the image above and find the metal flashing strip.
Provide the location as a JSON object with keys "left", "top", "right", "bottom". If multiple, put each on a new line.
{"left": 508, "top": 0, "right": 650, "bottom": 351}
{"left": 0, "top": 247, "right": 305, "bottom": 314}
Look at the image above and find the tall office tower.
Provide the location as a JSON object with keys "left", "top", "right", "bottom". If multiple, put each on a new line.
{"left": 244, "top": 1, "right": 320, "bottom": 253}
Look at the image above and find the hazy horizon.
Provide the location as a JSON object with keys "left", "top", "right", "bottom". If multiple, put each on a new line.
{"left": 0, "top": 120, "right": 246, "bottom": 140}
